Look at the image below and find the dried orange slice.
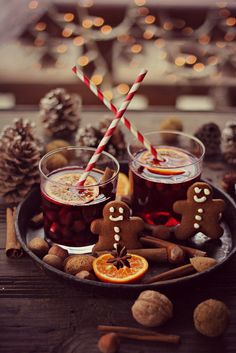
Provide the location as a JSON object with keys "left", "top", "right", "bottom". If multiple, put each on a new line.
{"left": 139, "top": 149, "right": 187, "bottom": 176}
{"left": 45, "top": 172, "right": 99, "bottom": 205}
{"left": 116, "top": 173, "right": 130, "bottom": 197}
{"left": 93, "top": 253, "right": 148, "bottom": 284}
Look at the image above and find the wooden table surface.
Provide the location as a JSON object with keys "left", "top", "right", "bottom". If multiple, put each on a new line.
{"left": 0, "top": 109, "right": 236, "bottom": 353}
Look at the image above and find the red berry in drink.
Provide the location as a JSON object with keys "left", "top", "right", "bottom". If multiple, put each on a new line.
{"left": 47, "top": 211, "right": 58, "bottom": 222}
{"left": 73, "top": 220, "right": 86, "bottom": 233}
{"left": 59, "top": 210, "right": 73, "bottom": 226}
{"left": 50, "top": 222, "right": 59, "bottom": 234}
{"left": 61, "top": 226, "right": 71, "bottom": 238}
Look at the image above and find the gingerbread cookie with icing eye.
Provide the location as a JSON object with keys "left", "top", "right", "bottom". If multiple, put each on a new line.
{"left": 173, "top": 182, "right": 225, "bottom": 240}
{"left": 91, "top": 200, "right": 144, "bottom": 252}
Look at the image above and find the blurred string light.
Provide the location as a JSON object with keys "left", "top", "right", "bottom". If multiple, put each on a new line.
{"left": 64, "top": 13, "right": 75, "bottom": 22}
{"left": 28, "top": 0, "right": 38, "bottom": 10}
{"left": 24, "top": 0, "right": 236, "bottom": 92}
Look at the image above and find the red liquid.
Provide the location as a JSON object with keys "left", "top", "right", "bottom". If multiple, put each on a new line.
{"left": 129, "top": 147, "right": 201, "bottom": 226}
{"left": 41, "top": 167, "right": 116, "bottom": 247}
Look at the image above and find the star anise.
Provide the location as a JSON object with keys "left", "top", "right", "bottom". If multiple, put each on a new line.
{"left": 107, "top": 244, "right": 131, "bottom": 270}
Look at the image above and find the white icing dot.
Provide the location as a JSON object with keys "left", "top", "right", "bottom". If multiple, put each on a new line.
{"left": 113, "top": 243, "right": 118, "bottom": 249}
{"left": 195, "top": 215, "right": 202, "bottom": 221}
{"left": 109, "top": 207, "right": 115, "bottom": 213}
{"left": 114, "top": 226, "right": 120, "bottom": 233}
{"left": 194, "top": 187, "right": 202, "bottom": 194}
{"left": 198, "top": 208, "right": 203, "bottom": 213}
{"left": 194, "top": 223, "right": 200, "bottom": 229}
{"left": 119, "top": 207, "right": 124, "bottom": 214}
{"left": 114, "top": 234, "right": 120, "bottom": 242}
{"left": 204, "top": 188, "right": 210, "bottom": 196}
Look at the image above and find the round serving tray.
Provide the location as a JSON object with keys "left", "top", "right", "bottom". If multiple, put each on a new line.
{"left": 15, "top": 183, "right": 236, "bottom": 293}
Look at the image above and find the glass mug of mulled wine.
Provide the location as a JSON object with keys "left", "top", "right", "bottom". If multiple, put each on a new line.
{"left": 128, "top": 131, "right": 205, "bottom": 226}
{"left": 39, "top": 147, "right": 119, "bottom": 254}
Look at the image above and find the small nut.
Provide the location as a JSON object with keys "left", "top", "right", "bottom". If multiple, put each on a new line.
{"left": 190, "top": 257, "right": 217, "bottom": 272}
{"left": 75, "top": 270, "right": 95, "bottom": 280}
{"left": 168, "top": 245, "right": 185, "bottom": 264}
{"left": 131, "top": 290, "right": 173, "bottom": 327}
{"left": 64, "top": 255, "right": 95, "bottom": 275}
{"left": 160, "top": 117, "right": 183, "bottom": 143}
{"left": 47, "top": 154, "right": 68, "bottom": 171}
{"left": 48, "top": 245, "right": 69, "bottom": 261}
{"left": 27, "top": 237, "right": 49, "bottom": 258}
{"left": 29, "top": 212, "right": 44, "bottom": 229}
{"left": 46, "top": 139, "right": 70, "bottom": 158}
{"left": 43, "top": 254, "right": 63, "bottom": 270}
{"left": 98, "top": 333, "right": 120, "bottom": 353}
{"left": 194, "top": 299, "right": 230, "bottom": 337}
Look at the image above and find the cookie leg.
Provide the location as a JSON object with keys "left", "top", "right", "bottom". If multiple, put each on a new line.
{"left": 201, "top": 223, "right": 224, "bottom": 239}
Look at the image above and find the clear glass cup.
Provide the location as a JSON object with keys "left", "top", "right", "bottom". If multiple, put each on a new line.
{"left": 39, "top": 147, "right": 119, "bottom": 254}
{"left": 128, "top": 131, "right": 205, "bottom": 227}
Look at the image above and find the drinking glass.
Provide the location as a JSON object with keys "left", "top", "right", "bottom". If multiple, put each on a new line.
{"left": 39, "top": 147, "right": 119, "bottom": 254}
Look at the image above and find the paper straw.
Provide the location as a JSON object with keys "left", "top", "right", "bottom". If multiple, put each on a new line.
{"left": 77, "top": 69, "right": 147, "bottom": 186}
{"left": 72, "top": 66, "right": 159, "bottom": 161}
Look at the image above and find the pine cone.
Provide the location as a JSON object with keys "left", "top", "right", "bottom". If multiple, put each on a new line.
{"left": 222, "top": 120, "right": 236, "bottom": 165}
{"left": 75, "top": 118, "right": 126, "bottom": 159}
{"left": 0, "top": 119, "right": 41, "bottom": 204}
{"left": 194, "top": 123, "right": 221, "bottom": 157}
{"left": 40, "top": 88, "right": 81, "bottom": 140}
{"left": 221, "top": 172, "right": 236, "bottom": 202}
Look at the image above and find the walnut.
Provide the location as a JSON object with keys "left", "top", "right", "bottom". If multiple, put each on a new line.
{"left": 131, "top": 290, "right": 173, "bottom": 327}
{"left": 45, "top": 139, "right": 70, "bottom": 159}
{"left": 194, "top": 299, "right": 230, "bottom": 337}
{"left": 160, "top": 118, "right": 183, "bottom": 143}
{"left": 46, "top": 154, "right": 68, "bottom": 171}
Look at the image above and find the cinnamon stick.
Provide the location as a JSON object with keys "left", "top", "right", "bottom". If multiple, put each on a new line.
{"left": 6, "top": 208, "right": 23, "bottom": 258}
{"left": 140, "top": 236, "right": 207, "bottom": 258}
{"left": 95, "top": 248, "right": 168, "bottom": 263}
{"left": 100, "top": 167, "right": 114, "bottom": 183}
{"left": 97, "top": 325, "right": 180, "bottom": 344}
{"left": 144, "top": 264, "right": 194, "bottom": 284}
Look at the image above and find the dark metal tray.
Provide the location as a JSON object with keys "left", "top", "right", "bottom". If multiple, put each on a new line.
{"left": 15, "top": 184, "right": 236, "bottom": 293}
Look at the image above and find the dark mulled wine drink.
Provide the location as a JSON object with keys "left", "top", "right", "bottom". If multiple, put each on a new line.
{"left": 129, "top": 146, "right": 202, "bottom": 226}
{"left": 41, "top": 167, "right": 116, "bottom": 251}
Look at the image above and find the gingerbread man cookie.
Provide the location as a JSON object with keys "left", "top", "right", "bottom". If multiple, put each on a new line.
{"left": 173, "top": 182, "right": 225, "bottom": 240}
{"left": 91, "top": 200, "right": 144, "bottom": 252}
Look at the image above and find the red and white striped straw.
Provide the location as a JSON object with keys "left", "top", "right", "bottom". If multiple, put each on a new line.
{"left": 72, "top": 66, "right": 158, "bottom": 161}
{"left": 77, "top": 69, "right": 147, "bottom": 186}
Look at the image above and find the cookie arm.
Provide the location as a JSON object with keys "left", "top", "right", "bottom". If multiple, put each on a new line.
{"left": 90, "top": 219, "right": 103, "bottom": 234}
{"left": 214, "top": 199, "right": 226, "bottom": 213}
{"left": 173, "top": 200, "right": 187, "bottom": 215}
{"left": 131, "top": 217, "right": 145, "bottom": 233}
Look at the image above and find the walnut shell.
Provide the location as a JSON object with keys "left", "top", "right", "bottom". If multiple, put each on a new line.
{"left": 64, "top": 255, "right": 95, "bottom": 275}
{"left": 160, "top": 118, "right": 183, "bottom": 143}
{"left": 46, "top": 154, "right": 68, "bottom": 171}
{"left": 194, "top": 299, "right": 230, "bottom": 337}
{"left": 131, "top": 290, "right": 173, "bottom": 327}
{"left": 27, "top": 237, "right": 49, "bottom": 258}
{"left": 46, "top": 139, "right": 70, "bottom": 159}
